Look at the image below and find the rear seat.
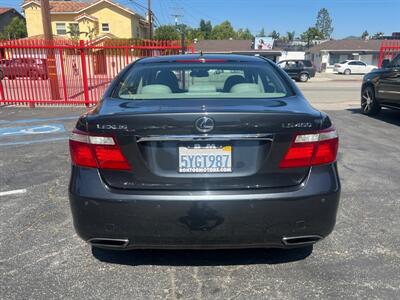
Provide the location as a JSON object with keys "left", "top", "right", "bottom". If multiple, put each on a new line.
{"left": 230, "top": 83, "right": 263, "bottom": 94}
{"left": 188, "top": 85, "right": 217, "bottom": 93}
{"left": 140, "top": 84, "right": 172, "bottom": 95}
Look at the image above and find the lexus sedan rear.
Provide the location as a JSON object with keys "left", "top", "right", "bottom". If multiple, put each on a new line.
{"left": 69, "top": 54, "right": 340, "bottom": 250}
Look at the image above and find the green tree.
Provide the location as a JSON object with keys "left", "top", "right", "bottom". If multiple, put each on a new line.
{"left": 199, "top": 19, "right": 212, "bottom": 39}
{"left": 210, "top": 21, "right": 236, "bottom": 39}
{"left": 154, "top": 25, "right": 180, "bottom": 40}
{"left": 361, "top": 30, "right": 369, "bottom": 40}
{"left": 236, "top": 28, "right": 253, "bottom": 40}
{"left": 300, "top": 27, "right": 324, "bottom": 47}
{"left": 186, "top": 27, "right": 205, "bottom": 41}
{"left": 286, "top": 31, "right": 295, "bottom": 42}
{"left": 257, "top": 27, "right": 265, "bottom": 37}
{"left": 315, "top": 8, "right": 333, "bottom": 38}
{"left": 269, "top": 30, "right": 280, "bottom": 40}
{"left": 1, "top": 17, "right": 27, "bottom": 39}
{"left": 66, "top": 23, "right": 80, "bottom": 40}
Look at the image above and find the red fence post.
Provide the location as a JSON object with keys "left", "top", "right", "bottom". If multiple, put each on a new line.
{"left": 0, "top": 77, "right": 4, "bottom": 103}
{"left": 58, "top": 48, "right": 68, "bottom": 102}
{"left": 125, "top": 47, "right": 129, "bottom": 65}
{"left": 79, "top": 40, "right": 90, "bottom": 107}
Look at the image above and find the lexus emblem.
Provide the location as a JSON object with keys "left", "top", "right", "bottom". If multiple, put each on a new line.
{"left": 195, "top": 116, "right": 214, "bottom": 133}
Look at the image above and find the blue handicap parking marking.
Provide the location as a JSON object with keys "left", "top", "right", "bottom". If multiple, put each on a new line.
{"left": 0, "top": 123, "right": 65, "bottom": 137}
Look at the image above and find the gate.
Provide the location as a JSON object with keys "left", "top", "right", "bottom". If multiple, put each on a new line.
{"left": 0, "top": 39, "right": 194, "bottom": 107}
{"left": 378, "top": 40, "right": 400, "bottom": 67}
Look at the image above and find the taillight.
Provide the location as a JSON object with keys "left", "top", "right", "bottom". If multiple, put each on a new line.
{"left": 69, "top": 130, "right": 131, "bottom": 171}
{"left": 279, "top": 128, "right": 338, "bottom": 168}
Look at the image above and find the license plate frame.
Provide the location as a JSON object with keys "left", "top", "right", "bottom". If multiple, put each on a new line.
{"left": 178, "top": 144, "right": 232, "bottom": 173}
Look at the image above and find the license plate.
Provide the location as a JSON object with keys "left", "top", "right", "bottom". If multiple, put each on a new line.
{"left": 178, "top": 145, "right": 232, "bottom": 173}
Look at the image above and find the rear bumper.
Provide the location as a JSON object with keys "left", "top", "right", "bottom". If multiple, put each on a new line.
{"left": 69, "top": 164, "right": 340, "bottom": 249}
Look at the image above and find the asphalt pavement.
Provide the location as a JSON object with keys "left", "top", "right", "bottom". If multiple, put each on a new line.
{"left": 0, "top": 81, "right": 399, "bottom": 299}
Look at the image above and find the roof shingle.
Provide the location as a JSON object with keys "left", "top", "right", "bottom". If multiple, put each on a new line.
{"left": 307, "top": 39, "right": 383, "bottom": 53}
{"left": 0, "top": 7, "right": 12, "bottom": 14}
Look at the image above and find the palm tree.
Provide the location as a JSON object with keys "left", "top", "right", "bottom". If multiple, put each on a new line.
{"left": 286, "top": 31, "right": 295, "bottom": 42}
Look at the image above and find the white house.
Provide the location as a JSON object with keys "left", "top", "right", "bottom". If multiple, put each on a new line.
{"left": 306, "top": 39, "right": 382, "bottom": 72}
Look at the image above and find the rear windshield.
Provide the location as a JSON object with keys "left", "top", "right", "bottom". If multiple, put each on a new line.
{"left": 113, "top": 62, "right": 292, "bottom": 100}
{"left": 303, "top": 60, "right": 313, "bottom": 67}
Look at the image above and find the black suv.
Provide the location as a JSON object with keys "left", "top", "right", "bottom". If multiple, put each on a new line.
{"left": 361, "top": 54, "right": 400, "bottom": 115}
{"left": 277, "top": 59, "right": 316, "bottom": 82}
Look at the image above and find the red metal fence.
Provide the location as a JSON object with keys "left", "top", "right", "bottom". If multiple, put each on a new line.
{"left": 378, "top": 40, "right": 400, "bottom": 67}
{"left": 0, "top": 39, "right": 194, "bottom": 107}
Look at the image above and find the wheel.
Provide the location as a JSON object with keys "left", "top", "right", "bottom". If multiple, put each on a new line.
{"left": 361, "top": 85, "right": 381, "bottom": 115}
{"left": 299, "top": 73, "right": 309, "bottom": 82}
{"left": 344, "top": 69, "right": 351, "bottom": 75}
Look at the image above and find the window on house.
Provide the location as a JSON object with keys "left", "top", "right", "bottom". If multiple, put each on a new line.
{"left": 101, "top": 23, "right": 110, "bottom": 32}
{"left": 136, "top": 27, "right": 140, "bottom": 38}
{"left": 56, "top": 23, "right": 66, "bottom": 35}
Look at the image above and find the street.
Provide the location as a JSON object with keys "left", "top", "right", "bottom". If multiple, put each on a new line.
{"left": 1, "top": 79, "right": 399, "bottom": 299}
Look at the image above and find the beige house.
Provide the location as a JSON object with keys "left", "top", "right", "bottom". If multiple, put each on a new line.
{"left": 22, "top": 0, "right": 150, "bottom": 40}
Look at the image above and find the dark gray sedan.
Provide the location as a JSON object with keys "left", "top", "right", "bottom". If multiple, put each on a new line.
{"left": 69, "top": 54, "right": 340, "bottom": 251}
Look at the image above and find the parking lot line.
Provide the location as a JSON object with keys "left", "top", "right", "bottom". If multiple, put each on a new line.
{"left": 0, "top": 189, "right": 27, "bottom": 197}
{"left": 0, "top": 116, "right": 80, "bottom": 125}
{"left": 0, "top": 136, "right": 68, "bottom": 146}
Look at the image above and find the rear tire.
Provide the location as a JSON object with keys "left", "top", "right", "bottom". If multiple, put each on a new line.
{"left": 344, "top": 69, "right": 351, "bottom": 75}
{"left": 299, "top": 73, "right": 309, "bottom": 82}
{"left": 361, "top": 86, "right": 381, "bottom": 115}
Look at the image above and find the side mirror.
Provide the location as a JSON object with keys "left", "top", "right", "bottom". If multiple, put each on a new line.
{"left": 381, "top": 59, "right": 391, "bottom": 68}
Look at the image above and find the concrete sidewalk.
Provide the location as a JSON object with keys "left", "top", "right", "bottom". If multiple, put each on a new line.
{"left": 309, "top": 72, "right": 364, "bottom": 82}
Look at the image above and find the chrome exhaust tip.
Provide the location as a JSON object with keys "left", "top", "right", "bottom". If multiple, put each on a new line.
{"left": 282, "top": 235, "right": 323, "bottom": 246}
{"left": 88, "top": 238, "right": 129, "bottom": 248}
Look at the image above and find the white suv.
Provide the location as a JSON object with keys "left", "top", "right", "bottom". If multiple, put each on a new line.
{"left": 334, "top": 60, "right": 376, "bottom": 75}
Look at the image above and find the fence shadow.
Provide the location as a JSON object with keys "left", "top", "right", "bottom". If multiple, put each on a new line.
{"left": 347, "top": 108, "right": 400, "bottom": 127}
{"left": 91, "top": 246, "right": 313, "bottom": 267}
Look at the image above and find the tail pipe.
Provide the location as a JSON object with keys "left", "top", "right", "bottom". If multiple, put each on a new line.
{"left": 282, "top": 235, "right": 323, "bottom": 246}
{"left": 88, "top": 238, "right": 129, "bottom": 248}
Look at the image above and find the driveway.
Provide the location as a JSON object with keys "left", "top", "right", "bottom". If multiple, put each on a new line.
{"left": 0, "top": 82, "right": 399, "bottom": 299}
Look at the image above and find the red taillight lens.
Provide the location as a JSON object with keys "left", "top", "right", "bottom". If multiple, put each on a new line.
{"left": 69, "top": 130, "right": 131, "bottom": 171}
{"left": 69, "top": 140, "right": 97, "bottom": 168}
{"left": 279, "top": 128, "right": 339, "bottom": 168}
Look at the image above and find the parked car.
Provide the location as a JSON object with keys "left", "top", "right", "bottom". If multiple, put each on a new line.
{"left": 69, "top": 54, "right": 340, "bottom": 251}
{"left": 361, "top": 54, "right": 400, "bottom": 115}
{"left": 276, "top": 59, "right": 316, "bottom": 82}
{"left": 334, "top": 60, "right": 376, "bottom": 75}
{"left": 0, "top": 58, "right": 48, "bottom": 80}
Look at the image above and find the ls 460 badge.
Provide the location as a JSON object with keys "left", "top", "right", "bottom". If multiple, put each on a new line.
{"left": 96, "top": 124, "right": 128, "bottom": 130}
{"left": 281, "top": 122, "right": 313, "bottom": 129}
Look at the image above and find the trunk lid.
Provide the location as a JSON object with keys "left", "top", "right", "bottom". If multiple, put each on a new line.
{"left": 85, "top": 97, "right": 322, "bottom": 190}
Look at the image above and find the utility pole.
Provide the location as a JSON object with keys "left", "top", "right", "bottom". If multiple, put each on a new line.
{"left": 41, "top": 0, "right": 52, "bottom": 40}
{"left": 148, "top": 0, "right": 152, "bottom": 39}
{"left": 171, "top": 13, "right": 183, "bottom": 27}
{"left": 171, "top": 11, "right": 185, "bottom": 54}
{"left": 40, "top": 0, "right": 60, "bottom": 100}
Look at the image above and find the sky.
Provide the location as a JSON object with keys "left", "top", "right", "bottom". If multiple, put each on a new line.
{"left": 4, "top": 0, "right": 400, "bottom": 38}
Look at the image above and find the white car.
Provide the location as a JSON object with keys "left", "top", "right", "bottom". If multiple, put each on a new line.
{"left": 334, "top": 60, "right": 377, "bottom": 75}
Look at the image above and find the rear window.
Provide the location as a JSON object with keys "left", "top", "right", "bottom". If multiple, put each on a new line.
{"left": 113, "top": 61, "right": 293, "bottom": 100}
{"left": 303, "top": 60, "right": 312, "bottom": 67}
